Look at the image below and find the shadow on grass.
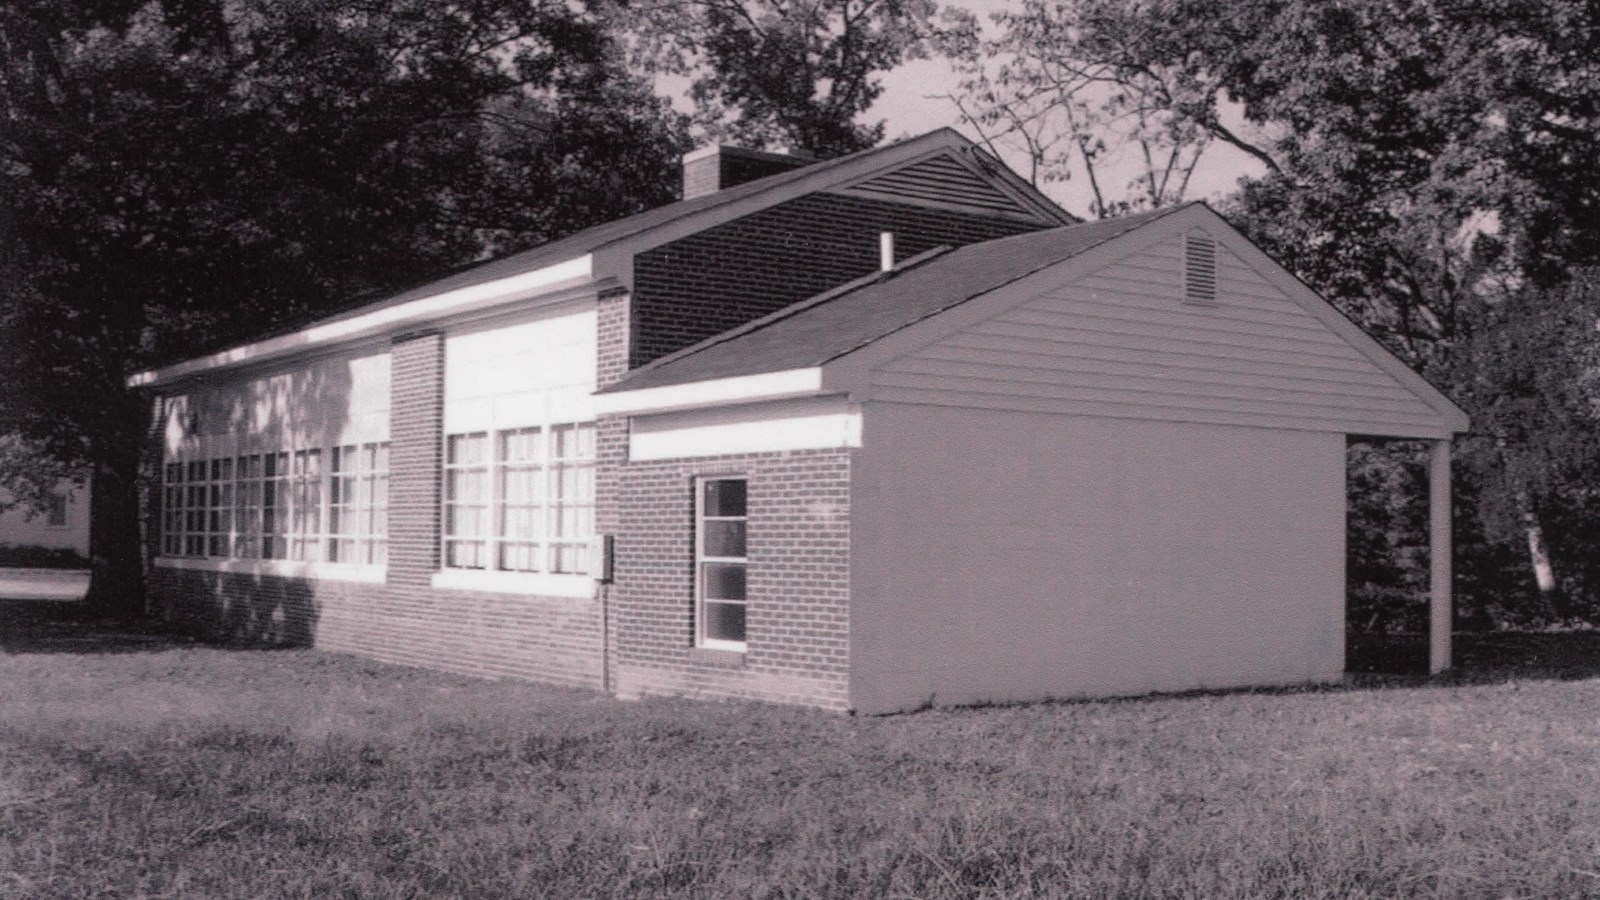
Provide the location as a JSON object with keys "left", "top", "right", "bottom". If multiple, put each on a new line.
{"left": 0, "top": 599, "right": 193, "bottom": 655}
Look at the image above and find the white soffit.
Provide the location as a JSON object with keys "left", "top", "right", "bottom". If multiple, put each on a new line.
{"left": 128, "top": 255, "right": 595, "bottom": 388}
{"left": 630, "top": 395, "right": 861, "bottom": 461}
{"left": 592, "top": 368, "right": 825, "bottom": 416}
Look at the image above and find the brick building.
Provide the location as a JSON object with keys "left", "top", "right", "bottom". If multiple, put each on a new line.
{"left": 130, "top": 130, "right": 1468, "bottom": 714}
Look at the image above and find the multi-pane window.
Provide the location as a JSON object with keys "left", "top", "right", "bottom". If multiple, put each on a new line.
{"left": 162, "top": 463, "right": 185, "bottom": 555}
{"left": 45, "top": 492, "right": 68, "bottom": 528}
{"left": 235, "top": 455, "right": 262, "bottom": 559}
{"left": 696, "top": 477, "right": 748, "bottom": 650}
{"left": 444, "top": 423, "right": 596, "bottom": 575}
{"left": 549, "top": 425, "right": 596, "bottom": 574}
{"left": 362, "top": 443, "right": 390, "bottom": 564}
{"left": 160, "top": 444, "right": 386, "bottom": 566}
{"left": 263, "top": 451, "right": 291, "bottom": 560}
{"left": 290, "top": 449, "right": 322, "bottom": 561}
{"left": 329, "top": 442, "right": 390, "bottom": 565}
{"left": 444, "top": 433, "right": 490, "bottom": 568}
{"left": 497, "top": 428, "right": 543, "bottom": 572}
{"left": 184, "top": 461, "right": 206, "bottom": 556}
{"left": 207, "top": 458, "right": 234, "bottom": 557}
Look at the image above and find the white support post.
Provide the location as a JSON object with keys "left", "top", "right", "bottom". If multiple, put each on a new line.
{"left": 1429, "top": 438, "right": 1453, "bottom": 674}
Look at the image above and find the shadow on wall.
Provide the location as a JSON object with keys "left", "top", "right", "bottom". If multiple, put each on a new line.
{"left": 209, "top": 571, "right": 320, "bottom": 648}
{"left": 154, "top": 348, "right": 371, "bottom": 649}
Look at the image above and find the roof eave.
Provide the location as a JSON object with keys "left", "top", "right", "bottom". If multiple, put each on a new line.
{"left": 128, "top": 255, "right": 597, "bottom": 389}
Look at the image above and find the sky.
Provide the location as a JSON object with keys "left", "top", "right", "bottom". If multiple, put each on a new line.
{"left": 871, "top": 54, "right": 1265, "bottom": 218}
{"left": 660, "top": 0, "right": 1265, "bottom": 219}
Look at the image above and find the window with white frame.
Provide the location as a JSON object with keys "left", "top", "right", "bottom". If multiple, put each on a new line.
{"left": 548, "top": 424, "right": 596, "bottom": 574}
{"left": 262, "top": 451, "right": 290, "bottom": 560}
{"left": 497, "top": 428, "right": 542, "bottom": 572}
{"left": 444, "top": 432, "right": 490, "bottom": 568}
{"left": 696, "top": 477, "right": 748, "bottom": 650}
{"left": 184, "top": 460, "right": 206, "bottom": 557}
{"left": 45, "top": 491, "right": 68, "bottom": 528}
{"left": 442, "top": 423, "right": 596, "bottom": 575}
{"left": 290, "top": 449, "right": 322, "bottom": 561}
{"left": 329, "top": 442, "right": 389, "bottom": 564}
{"left": 234, "top": 454, "right": 262, "bottom": 558}
{"left": 206, "top": 458, "right": 233, "bottom": 557}
{"left": 160, "top": 443, "right": 386, "bottom": 567}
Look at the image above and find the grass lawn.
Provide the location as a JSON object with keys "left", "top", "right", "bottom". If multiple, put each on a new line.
{"left": 2, "top": 602, "right": 1599, "bottom": 899}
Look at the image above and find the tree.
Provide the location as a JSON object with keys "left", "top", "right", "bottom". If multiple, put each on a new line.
{"left": 940, "top": 0, "right": 1223, "bottom": 216}
{"left": 0, "top": 0, "right": 687, "bottom": 615}
{"left": 1451, "top": 273, "right": 1600, "bottom": 623}
{"left": 611, "top": 0, "right": 939, "bottom": 157}
{"left": 955, "top": 0, "right": 1600, "bottom": 623}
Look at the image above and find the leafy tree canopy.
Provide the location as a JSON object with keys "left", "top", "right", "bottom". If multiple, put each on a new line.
{"left": 611, "top": 0, "right": 939, "bottom": 157}
{"left": 0, "top": 0, "right": 687, "bottom": 610}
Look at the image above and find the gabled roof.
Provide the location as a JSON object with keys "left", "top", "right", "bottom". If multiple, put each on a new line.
{"left": 600, "top": 205, "right": 1189, "bottom": 394}
{"left": 598, "top": 202, "right": 1470, "bottom": 437}
{"left": 128, "top": 128, "right": 1073, "bottom": 388}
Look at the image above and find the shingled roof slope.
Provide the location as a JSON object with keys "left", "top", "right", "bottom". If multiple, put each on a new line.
{"left": 601, "top": 204, "right": 1194, "bottom": 393}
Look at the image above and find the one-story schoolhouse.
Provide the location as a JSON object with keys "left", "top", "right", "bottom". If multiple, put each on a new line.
{"left": 129, "top": 129, "right": 1469, "bottom": 714}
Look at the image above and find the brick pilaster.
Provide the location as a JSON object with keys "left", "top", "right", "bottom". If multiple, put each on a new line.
{"left": 387, "top": 332, "right": 444, "bottom": 586}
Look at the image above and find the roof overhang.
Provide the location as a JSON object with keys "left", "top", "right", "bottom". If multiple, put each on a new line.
{"left": 591, "top": 367, "right": 824, "bottom": 416}
{"left": 128, "top": 255, "right": 594, "bottom": 389}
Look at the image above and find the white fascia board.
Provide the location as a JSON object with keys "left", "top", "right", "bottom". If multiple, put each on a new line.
{"left": 128, "top": 255, "right": 594, "bottom": 388}
{"left": 592, "top": 368, "right": 824, "bottom": 416}
{"left": 630, "top": 395, "right": 861, "bottom": 461}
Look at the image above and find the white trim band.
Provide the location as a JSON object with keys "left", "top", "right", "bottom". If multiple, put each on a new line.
{"left": 430, "top": 568, "right": 595, "bottom": 597}
{"left": 593, "top": 368, "right": 825, "bottom": 416}
{"left": 129, "top": 256, "right": 594, "bottom": 387}
{"left": 153, "top": 556, "right": 387, "bottom": 584}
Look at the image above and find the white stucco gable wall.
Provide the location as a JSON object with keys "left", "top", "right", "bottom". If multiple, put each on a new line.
{"left": 841, "top": 210, "right": 1464, "bottom": 440}
{"left": 840, "top": 207, "right": 1453, "bottom": 713}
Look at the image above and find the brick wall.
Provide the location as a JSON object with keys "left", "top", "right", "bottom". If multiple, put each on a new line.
{"left": 611, "top": 447, "right": 851, "bottom": 711}
{"left": 147, "top": 329, "right": 606, "bottom": 689}
{"left": 631, "top": 194, "right": 1043, "bottom": 367}
{"left": 388, "top": 332, "right": 444, "bottom": 586}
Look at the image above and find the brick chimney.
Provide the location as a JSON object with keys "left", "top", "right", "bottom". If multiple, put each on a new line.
{"left": 682, "top": 145, "right": 813, "bottom": 200}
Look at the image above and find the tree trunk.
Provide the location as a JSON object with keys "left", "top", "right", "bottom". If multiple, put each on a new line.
{"left": 1517, "top": 494, "right": 1562, "bottom": 621}
{"left": 81, "top": 398, "right": 149, "bottom": 619}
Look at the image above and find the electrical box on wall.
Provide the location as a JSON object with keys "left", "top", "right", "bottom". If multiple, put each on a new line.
{"left": 600, "top": 534, "right": 615, "bottom": 584}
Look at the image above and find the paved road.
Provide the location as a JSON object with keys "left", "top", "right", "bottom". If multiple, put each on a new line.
{"left": 0, "top": 567, "right": 90, "bottom": 601}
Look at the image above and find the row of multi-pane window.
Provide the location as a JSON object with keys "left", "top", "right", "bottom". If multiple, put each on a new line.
{"left": 444, "top": 423, "right": 596, "bottom": 576}
{"left": 162, "top": 443, "right": 390, "bottom": 564}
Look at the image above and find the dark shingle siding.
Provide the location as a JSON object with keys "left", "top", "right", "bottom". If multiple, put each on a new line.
{"left": 630, "top": 193, "right": 1043, "bottom": 368}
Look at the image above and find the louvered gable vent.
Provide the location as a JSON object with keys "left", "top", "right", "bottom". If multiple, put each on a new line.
{"left": 1184, "top": 232, "right": 1218, "bottom": 304}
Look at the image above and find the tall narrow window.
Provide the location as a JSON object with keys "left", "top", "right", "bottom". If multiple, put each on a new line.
{"left": 45, "top": 492, "right": 67, "bottom": 528}
{"left": 696, "top": 477, "right": 748, "bottom": 650}
{"left": 184, "top": 460, "right": 206, "bottom": 557}
{"left": 548, "top": 424, "right": 596, "bottom": 574}
{"left": 329, "top": 443, "right": 390, "bottom": 564}
{"left": 444, "top": 432, "right": 490, "bottom": 568}
{"left": 235, "top": 455, "right": 262, "bottom": 559}
{"left": 328, "top": 445, "right": 359, "bottom": 563}
{"left": 362, "top": 443, "right": 389, "bottom": 564}
{"left": 207, "top": 458, "right": 234, "bottom": 557}
{"left": 290, "top": 449, "right": 322, "bottom": 561}
{"left": 263, "top": 451, "right": 290, "bottom": 560}
{"left": 497, "top": 428, "right": 543, "bottom": 572}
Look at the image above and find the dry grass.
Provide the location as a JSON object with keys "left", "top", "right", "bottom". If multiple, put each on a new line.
{"left": 2, "top": 603, "right": 1598, "bottom": 899}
